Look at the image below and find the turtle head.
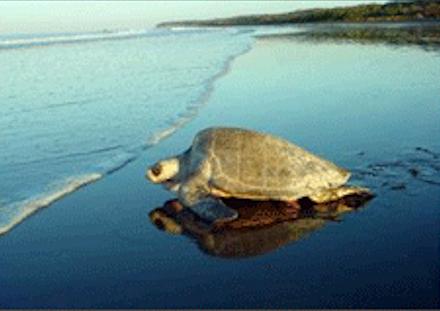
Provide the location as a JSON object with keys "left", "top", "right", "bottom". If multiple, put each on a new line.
{"left": 146, "top": 157, "right": 180, "bottom": 185}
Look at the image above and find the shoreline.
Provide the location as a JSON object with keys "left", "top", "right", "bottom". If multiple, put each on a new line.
{"left": 0, "top": 173, "right": 102, "bottom": 236}
{"left": 0, "top": 30, "right": 255, "bottom": 238}
{"left": 255, "top": 22, "right": 440, "bottom": 49}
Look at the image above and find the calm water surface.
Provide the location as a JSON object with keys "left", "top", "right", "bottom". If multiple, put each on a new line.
{"left": 0, "top": 25, "right": 439, "bottom": 308}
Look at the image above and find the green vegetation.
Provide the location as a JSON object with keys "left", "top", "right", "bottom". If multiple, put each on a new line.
{"left": 258, "top": 24, "right": 440, "bottom": 50}
{"left": 158, "top": 1, "right": 440, "bottom": 27}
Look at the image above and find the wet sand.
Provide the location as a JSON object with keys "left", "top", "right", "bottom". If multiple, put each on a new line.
{"left": 1, "top": 35, "right": 439, "bottom": 308}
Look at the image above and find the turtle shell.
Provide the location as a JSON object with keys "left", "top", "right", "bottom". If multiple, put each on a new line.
{"left": 191, "top": 127, "right": 350, "bottom": 201}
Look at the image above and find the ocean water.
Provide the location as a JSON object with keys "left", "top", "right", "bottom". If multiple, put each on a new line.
{"left": 0, "top": 28, "right": 253, "bottom": 235}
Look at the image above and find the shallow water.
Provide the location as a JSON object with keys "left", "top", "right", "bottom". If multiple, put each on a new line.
{"left": 0, "top": 25, "right": 439, "bottom": 308}
{"left": 0, "top": 28, "right": 252, "bottom": 234}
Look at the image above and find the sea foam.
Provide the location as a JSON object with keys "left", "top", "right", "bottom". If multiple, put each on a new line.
{"left": 0, "top": 174, "right": 102, "bottom": 235}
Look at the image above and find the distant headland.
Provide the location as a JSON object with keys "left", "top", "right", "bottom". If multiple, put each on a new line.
{"left": 157, "top": 1, "right": 440, "bottom": 27}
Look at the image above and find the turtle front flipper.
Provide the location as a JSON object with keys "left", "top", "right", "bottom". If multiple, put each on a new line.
{"left": 189, "top": 198, "right": 239, "bottom": 224}
{"left": 178, "top": 172, "right": 238, "bottom": 223}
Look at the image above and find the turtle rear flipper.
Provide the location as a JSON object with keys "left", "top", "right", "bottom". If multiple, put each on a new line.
{"left": 309, "top": 186, "right": 373, "bottom": 204}
{"left": 189, "top": 198, "right": 238, "bottom": 223}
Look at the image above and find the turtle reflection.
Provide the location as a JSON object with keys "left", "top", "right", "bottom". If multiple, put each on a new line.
{"left": 149, "top": 192, "right": 373, "bottom": 259}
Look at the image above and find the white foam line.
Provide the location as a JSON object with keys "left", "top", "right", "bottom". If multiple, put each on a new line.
{"left": 0, "top": 173, "right": 102, "bottom": 236}
{"left": 146, "top": 37, "right": 255, "bottom": 148}
{"left": 0, "top": 29, "right": 151, "bottom": 50}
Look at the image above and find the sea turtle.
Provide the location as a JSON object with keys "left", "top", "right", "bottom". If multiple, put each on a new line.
{"left": 146, "top": 127, "right": 370, "bottom": 223}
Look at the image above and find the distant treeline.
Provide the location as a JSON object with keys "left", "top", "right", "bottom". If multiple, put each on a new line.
{"left": 257, "top": 24, "right": 440, "bottom": 50}
{"left": 158, "top": 1, "right": 440, "bottom": 27}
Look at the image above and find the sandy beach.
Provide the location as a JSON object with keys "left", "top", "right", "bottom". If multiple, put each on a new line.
{"left": 1, "top": 33, "right": 439, "bottom": 308}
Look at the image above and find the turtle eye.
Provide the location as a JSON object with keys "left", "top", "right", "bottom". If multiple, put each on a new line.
{"left": 151, "top": 164, "right": 162, "bottom": 176}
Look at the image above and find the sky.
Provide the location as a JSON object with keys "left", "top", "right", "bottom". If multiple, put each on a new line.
{"left": 0, "top": 1, "right": 386, "bottom": 34}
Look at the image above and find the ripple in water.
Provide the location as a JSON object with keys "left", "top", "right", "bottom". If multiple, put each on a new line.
{"left": 352, "top": 147, "right": 440, "bottom": 194}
